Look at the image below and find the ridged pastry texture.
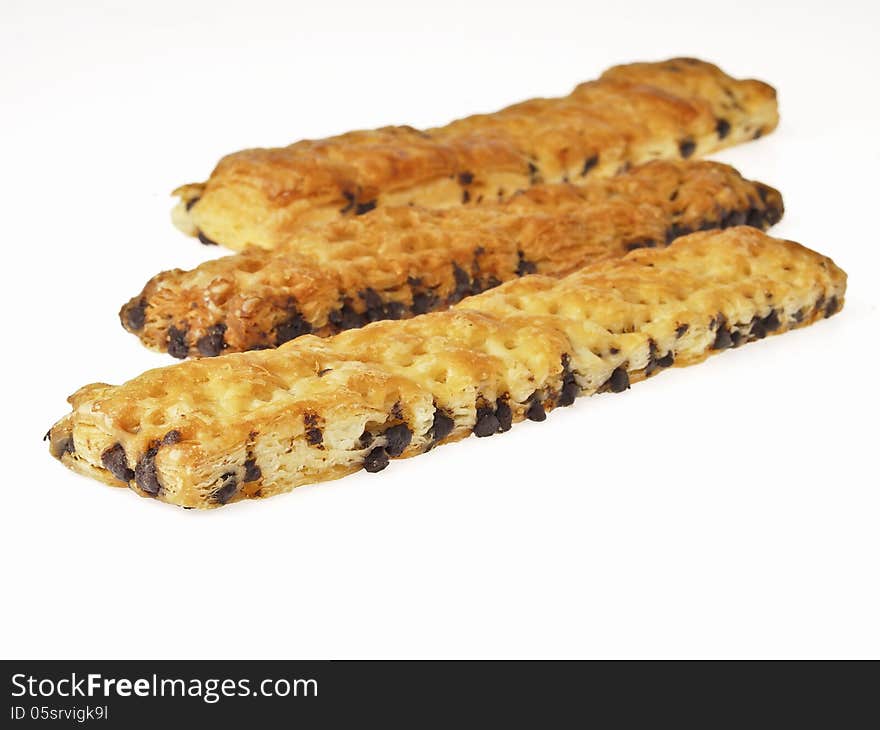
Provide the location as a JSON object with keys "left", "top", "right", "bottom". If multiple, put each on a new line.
{"left": 49, "top": 228, "right": 845, "bottom": 509}
{"left": 172, "top": 58, "right": 778, "bottom": 251}
{"left": 129, "top": 161, "right": 783, "bottom": 358}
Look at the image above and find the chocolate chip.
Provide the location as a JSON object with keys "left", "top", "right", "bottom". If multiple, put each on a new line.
{"left": 665, "top": 223, "right": 691, "bottom": 243}
{"left": 525, "top": 396, "right": 546, "bottom": 422}
{"left": 528, "top": 161, "right": 540, "bottom": 184}
{"left": 495, "top": 399, "right": 512, "bottom": 432}
{"left": 167, "top": 326, "right": 189, "bottom": 359}
{"left": 645, "top": 341, "right": 661, "bottom": 376}
{"left": 340, "top": 190, "right": 356, "bottom": 214}
{"left": 382, "top": 301, "right": 404, "bottom": 320}
{"left": 51, "top": 436, "right": 75, "bottom": 459}
{"left": 360, "top": 288, "right": 385, "bottom": 321}
{"left": 196, "top": 323, "right": 227, "bottom": 357}
{"left": 454, "top": 263, "right": 471, "bottom": 286}
{"left": 749, "top": 316, "right": 766, "bottom": 340}
{"left": 412, "top": 290, "right": 438, "bottom": 315}
{"left": 675, "top": 324, "right": 689, "bottom": 338}
{"left": 462, "top": 189, "right": 470, "bottom": 204}
{"left": 824, "top": 296, "right": 839, "bottom": 318}
{"left": 580, "top": 154, "right": 599, "bottom": 176}
{"left": 185, "top": 196, "right": 200, "bottom": 211}
{"left": 625, "top": 238, "right": 657, "bottom": 252}
{"left": 559, "top": 354, "right": 578, "bottom": 402}
{"left": 723, "top": 210, "right": 747, "bottom": 228}
{"left": 558, "top": 368, "right": 579, "bottom": 406}
{"left": 712, "top": 327, "right": 733, "bottom": 350}
{"left": 364, "top": 447, "right": 389, "bottom": 473}
{"left": 135, "top": 446, "right": 161, "bottom": 495}
{"left": 560, "top": 380, "right": 579, "bottom": 405}
{"left": 243, "top": 458, "right": 262, "bottom": 482}
{"left": 792, "top": 309, "right": 805, "bottom": 323}
{"left": 448, "top": 263, "right": 472, "bottom": 303}
{"left": 306, "top": 427, "right": 323, "bottom": 446}
{"left": 716, "top": 118, "right": 731, "bottom": 139}
{"left": 329, "top": 301, "right": 367, "bottom": 331}
{"left": 679, "top": 139, "right": 696, "bottom": 158}
{"left": 211, "top": 473, "right": 239, "bottom": 504}
{"left": 764, "top": 205, "right": 783, "bottom": 226}
{"left": 753, "top": 128, "right": 763, "bottom": 140}
{"left": 197, "top": 232, "right": 218, "bottom": 246}
{"left": 473, "top": 407, "right": 501, "bottom": 437}
{"left": 458, "top": 171, "right": 474, "bottom": 185}
{"left": 431, "top": 411, "right": 455, "bottom": 442}
{"left": 101, "top": 443, "right": 133, "bottom": 482}
{"left": 384, "top": 424, "right": 412, "bottom": 457}
{"left": 656, "top": 352, "right": 674, "bottom": 369}
{"left": 746, "top": 208, "right": 765, "bottom": 228}
{"left": 516, "top": 252, "right": 538, "bottom": 276}
{"left": 763, "top": 309, "right": 781, "bottom": 332}
{"left": 126, "top": 299, "right": 147, "bottom": 331}
{"left": 607, "top": 367, "right": 630, "bottom": 393}
{"left": 275, "top": 312, "right": 312, "bottom": 345}
{"left": 355, "top": 200, "right": 377, "bottom": 215}
{"left": 162, "top": 430, "right": 181, "bottom": 445}
{"left": 731, "top": 330, "right": 744, "bottom": 347}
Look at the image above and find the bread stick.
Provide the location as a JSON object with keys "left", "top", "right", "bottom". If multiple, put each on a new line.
{"left": 48, "top": 228, "right": 845, "bottom": 509}
{"left": 172, "top": 58, "right": 778, "bottom": 251}
{"left": 129, "top": 161, "right": 783, "bottom": 357}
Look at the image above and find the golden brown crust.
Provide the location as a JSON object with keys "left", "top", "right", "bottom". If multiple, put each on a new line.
{"left": 50, "top": 228, "right": 845, "bottom": 509}
{"left": 172, "top": 58, "right": 778, "bottom": 251}
{"left": 130, "top": 161, "right": 783, "bottom": 357}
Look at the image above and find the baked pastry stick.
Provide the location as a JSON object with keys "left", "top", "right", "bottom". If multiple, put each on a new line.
{"left": 128, "top": 161, "right": 783, "bottom": 358}
{"left": 49, "top": 228, "right": 845, "bottom": 509}
{"left": 172, "top": 58, "right": 778, "bottom": 251}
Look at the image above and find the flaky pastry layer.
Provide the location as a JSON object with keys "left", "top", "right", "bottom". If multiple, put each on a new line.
{"left": 172, "top": 58, "right": 778, "bottom": 251}
{"left": 129, "top": 161, "right": 783, "bottom": 358}
{"left": 49, "top": 228, "right": 845, "bottom": 509}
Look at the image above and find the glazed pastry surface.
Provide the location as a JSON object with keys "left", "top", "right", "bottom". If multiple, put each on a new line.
{"left": 130, "top": 161, "right": 783, "bottom": 357}
{"left": 172, "top": 58, "right": 778, "bottom": 250}
{"left": 49, "top": 228, "right": 845, "bottom": 509}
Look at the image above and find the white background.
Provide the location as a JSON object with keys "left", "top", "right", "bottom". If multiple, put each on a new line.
{"left": 2, "top": 0, "right": 878, "bottom": 659}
